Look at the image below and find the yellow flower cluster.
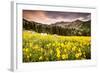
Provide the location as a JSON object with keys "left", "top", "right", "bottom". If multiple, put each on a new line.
{"left": 56, "top": 48, "right": 60, "bottom": 58}
{"left": 23, "top": 31, "right": 91, "bottom": 62}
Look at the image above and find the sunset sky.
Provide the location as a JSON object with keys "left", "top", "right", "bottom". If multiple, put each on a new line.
{"left": 23, "top": 10, "right": 91, "bottom": 24}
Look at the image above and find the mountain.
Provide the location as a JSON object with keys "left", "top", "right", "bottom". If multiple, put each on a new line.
{"left": 23, "top": 18, "right": 91, "bottom": 36}
{"left": 51, "top": 19, "right": 90, "bottom": 30}
{"left": 51, "top": 21, "right": 70, "bottom": 27}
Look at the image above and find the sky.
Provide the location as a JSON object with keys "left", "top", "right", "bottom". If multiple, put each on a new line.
{"left": 23, "top": 10, "right": 91, "bottom": 24}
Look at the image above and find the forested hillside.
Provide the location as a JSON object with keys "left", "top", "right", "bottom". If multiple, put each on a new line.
{"left": 23, "top": 19, "right": 91, "bottom": 36}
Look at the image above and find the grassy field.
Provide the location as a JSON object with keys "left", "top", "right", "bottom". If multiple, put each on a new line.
{"left": 23, "top": 30, "right": 91, "bottom": 62}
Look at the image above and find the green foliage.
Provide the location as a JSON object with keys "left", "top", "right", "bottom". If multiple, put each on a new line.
{"left": 23, "top": 31, "right": 91, "bottom": 62}
{"left": 23, "top": 19, "right": 91, "bottom": 36}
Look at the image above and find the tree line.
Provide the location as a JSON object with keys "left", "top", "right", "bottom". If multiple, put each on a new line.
{"left": 23, "top": 19, "right": 91, "bottom": 36}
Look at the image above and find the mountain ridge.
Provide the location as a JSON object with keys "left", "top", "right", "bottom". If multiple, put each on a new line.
{"left": 23, "top": 18, "right": 91, "bottom": 36}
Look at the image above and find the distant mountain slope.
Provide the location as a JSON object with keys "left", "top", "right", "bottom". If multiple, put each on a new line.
{"left": 52, "top": 19, "right": 90, "bottom": 29}
{"left": 23, "top": 18, "right": 91, "bottom": 36}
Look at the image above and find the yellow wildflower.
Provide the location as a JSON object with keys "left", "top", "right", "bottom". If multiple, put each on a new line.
{"left": 30, "top": 53, "right": 32, "bottom": 56}
{"left": 66, "top": 54, "right": 68, "bottom": 59}
{"left": 50, "top": 49, "right": 53, "bottom": 54}
{"left": 27, "top": 55, "right": 30, "bottom": 58}
{"left": 57, "top": 53, "right": 60, "bottom": 58}
{"left": 72, "top": 46, "right": 76, "bottom": 51}
{"left": 62, "top": 54, "right": 66, "bottom": 59}
{"left": 75, "top": 52, "right": 82, "bottom": 58}
{"left": 75, "top": 53, "right": 80, "bottom": 58}
{"left": 30, "top": 43, "right": 32, "bottom": 47}
{"left": 39, "top": 56, "right": 43, "bottom": 60}
{"left": 78, "top": 48, "right": 81, "bottom": 52}
{"left": 33, "top": 45, "right": 39, "bottom": 49}
{"left": 61, "top": 43, "right": 64, "bottom": 47}
{"left": 83, "top": 52, "right": 85, "bottom": 55}
{"left": 25, "top": 48, "right": 29, "bottom": 52}
{"left": 64, "top": 48, "right": 66, "bottom": 52}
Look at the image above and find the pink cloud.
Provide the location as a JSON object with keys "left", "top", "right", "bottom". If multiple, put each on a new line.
{"left": 23, "top": 10, "right": 90, "bottom": 24}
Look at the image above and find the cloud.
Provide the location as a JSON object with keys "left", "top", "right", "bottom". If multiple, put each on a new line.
{"left": 23, "top": 10, "right": 91, "bottom": 24}
{"left": 77, "top": 14, "right": 91, "bottom": 21}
